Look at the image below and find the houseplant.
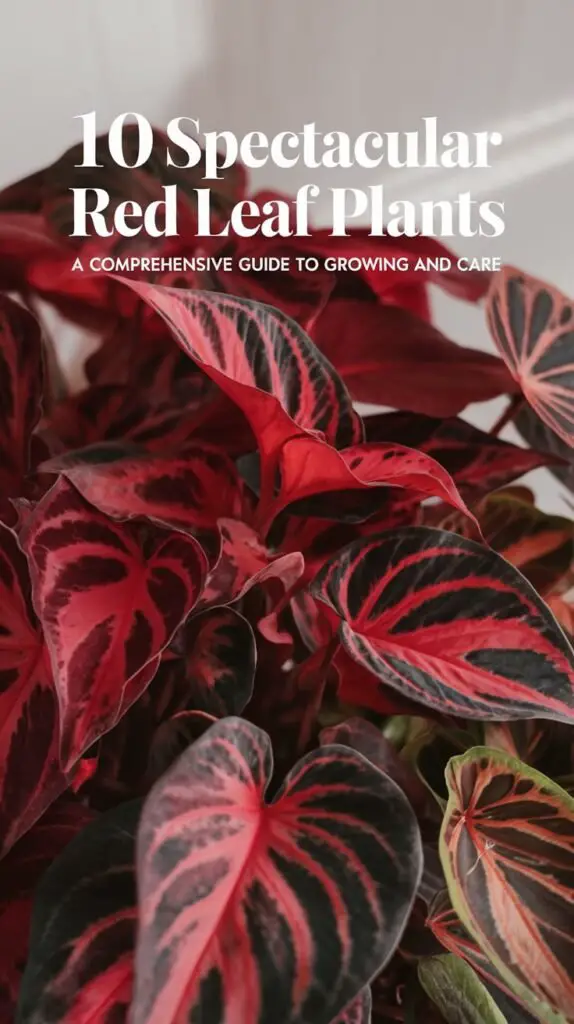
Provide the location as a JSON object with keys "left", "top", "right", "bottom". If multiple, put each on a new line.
{"left": 0, "top": 130, "right": 572, "bottom": 1023}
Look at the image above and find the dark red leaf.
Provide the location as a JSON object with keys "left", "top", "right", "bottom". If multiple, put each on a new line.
{"left": 365, "top": 411, "right": 561, "bottom": 497}
{"left": 486, "top": 265, "right": 574, "bottom": 448}
{"left": 312, "top": 300, "right": 515, "bottom": 417}
{"left": 168, "top": 606, "right": 256, "bottom": 717}
{"left": 41, "top": 443, "right": 251, "bottom": 551}
{"left": 0, "top": 521, "right": 68, "bottom": 856}
{"left": 331, "top": 986, "right": 372, "bottom": 1023}
{"left": 112, "top": 281, "right": 363, "bottom": 491}
{"left": 133, "top": 716, "right": 422, "bottom": 1024}
{"left": 17, "top": 800, "right": 140, "bottom": 1023}
{"left": 311, "top": 526, "right": 574, "bottom": 723}
{"left": 0, "top": 796, "right": 94, "bottom": 1019}
{"left": 20, "top": 478, "right": 207, "bottom": 770}
{"left": 319, "top": 718, "right": 428, "bottom": 813}
{"left": 146, "top": 710, "right": 217, "bottom": 785}
{"left": 0, "top": 296, "right": 44, "bottom": 497}
{"left": 279, "top": 229, "right": 490, "bottom": 303}
{"left": 200, "top": 518, "right": 304, "bottom": 607}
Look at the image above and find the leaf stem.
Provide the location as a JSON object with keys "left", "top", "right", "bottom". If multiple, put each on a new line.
{"left": 490, "top": 394, "right": 524, "bottom": 437}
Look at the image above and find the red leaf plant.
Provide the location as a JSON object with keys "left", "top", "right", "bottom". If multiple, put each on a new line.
{"left": 0, "top": 135, "right": 573, "bottom": 1024}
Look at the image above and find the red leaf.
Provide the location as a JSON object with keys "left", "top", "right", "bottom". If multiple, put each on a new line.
{"left": 313, "top": 300, "right": 516, "bottom": 416}
{"left": 264, "top": 436, "right": 476, "bottom": 533}
{"left": 487, "top": 265, "right": 574, "bottom": 448}
{"left": 200, "top": 518, "right": 304, "bottom": 607}
{"left": 17, "top": 800, "right": 139, "bottom": 1023}
{"left": 365, "top": 410, "right": 561, "bottom": 497}
{"left": 112, "top": 281, "right": 363, "bottom": 491}
{"left": 168, "top": 606, "right": 256, "bottom": 717}
{"left": 20, "top": 478, "right": 207, "bottom": 769}
{"left": 311, "top": 526, "right": 574, "bottom": 723}
{"left": 0, "top": 521, "right": 67, "bottom": 856}
{"left": 41, "top": 443, "right": 251, "bottom": 552}
{"left": 134, "top": 717, "right": 422, "bottom": 1024}
{"left": 0, "top": 796, "right": 94, "bottom": 1019}
{"left": 0, "top": 296, "right": 44, "bottom": 497}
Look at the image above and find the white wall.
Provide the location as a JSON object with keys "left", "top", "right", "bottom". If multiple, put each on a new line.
{"left": 2, "top": 0, "right": 574, "bottom": 508}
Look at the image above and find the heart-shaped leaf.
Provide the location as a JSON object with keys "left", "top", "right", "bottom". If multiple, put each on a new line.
{"left": 440, "top": 746, "right": 574, "bottom": 1023}
{"left": 486, "top": 266, "right": 574, "bottom": 448}
{"left": 20, "top": 478, "right": 207, "bottom": 769}
{"left": 0, "top": 522, "right": 68, "bottom": 856}
{"left": 311, "top": 527, "right": 574, "bottom": 723}
{"left": 133, "top": 716, "right": 422, "bottom": 1024}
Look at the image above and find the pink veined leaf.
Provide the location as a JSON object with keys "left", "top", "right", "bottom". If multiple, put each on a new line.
{"left": 486, "top": 265, "right": 574, "bottom": 448}
{"left": 40, "top": 442, "right": 252, "bottom": 567}
{"left": 110, "top": 280, "right": 363, "bottom": 504}
{"left": 133, "top": 716, "right": 422, "bottom": 1024}
{"left": 364, "top": 410, "right": 563, "bottom": 497}
{"left": 0, "top": 521, "right": 69, "bottom": 857}
{"left": 199, "top": 518, "right": 305, "bottom": 608}
{"left": 311, "top": 526, "right": 574, "bottom": 723}
{"left": 167, "top": 605, "right": 257, "bottom": 718}
{"left": 19, "top": 477, "right": 207, "bottom": 770}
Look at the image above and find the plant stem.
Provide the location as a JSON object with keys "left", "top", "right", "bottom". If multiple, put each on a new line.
{"left": 490, "top": 394, "right": 524, "bottom": 437}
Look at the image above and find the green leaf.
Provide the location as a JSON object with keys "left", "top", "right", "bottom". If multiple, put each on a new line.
{"left": 418, "top": 954, "right": 508, "bottom": 1023}
{"left": 440, "top": 746, "right": 574, "bottom": 1024}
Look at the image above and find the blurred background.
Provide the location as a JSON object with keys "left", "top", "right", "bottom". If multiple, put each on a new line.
{"left": 2, "top": 0, "right": 573, "bottom": 507}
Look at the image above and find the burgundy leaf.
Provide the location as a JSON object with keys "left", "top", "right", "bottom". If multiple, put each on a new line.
{"left": 319, "top": 718, "right": 428, "bottom": 813}
{"left": 133, "top": 716, "right": 422, "bottom": 1024}
{"left": 20, "top": 478, "right": 207, "bottom": 770}
{"left": 0, "top": 295, "right": 44, "bottom": 497}
{"left": 0, "top": 796, "right": 94, "bottom": 1019}
{"left": 0, "top": 521, "right": 67, "bottom": 856}
{"left": 200, "top": 518, "right": 304, "bottom": 608}
{"left": 41, "top": 443, "right": 250, "bottom": 547}
{"left": 17, "top": 800, "right": 140, "bottom": 1024}
{"left": 330, "top": 986, "right": 372, "bottom": 1023}
{"left": 365, "top": 410, "right": 561, "bottom": 497}
{"left": 312, "top": 300, "right": 515, "bottom": 417}
{"left": 168, "top": 606, "right": 256, "bottom": 717}
{"left": 311, "top": 526, "right": 574, "bottom": 723}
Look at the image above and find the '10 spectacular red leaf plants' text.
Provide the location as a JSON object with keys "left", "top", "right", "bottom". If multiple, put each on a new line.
{"left": 0, "top": 126, "right": 573, "bottom": 1023}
